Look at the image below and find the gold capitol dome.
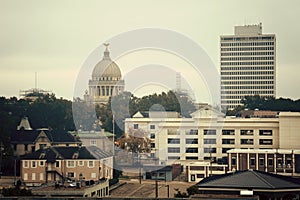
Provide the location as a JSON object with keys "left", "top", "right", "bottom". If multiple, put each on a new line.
{"left": 85, "top": 43, "right": 125, "bottom": 105}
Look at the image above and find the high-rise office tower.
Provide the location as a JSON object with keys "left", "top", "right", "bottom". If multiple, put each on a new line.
{"left": 220, "top": 23, "right": 276, "bottom": 110}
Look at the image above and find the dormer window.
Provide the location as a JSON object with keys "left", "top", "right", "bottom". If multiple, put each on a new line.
{"left": 39, "top": 153, "right": 45, "bottom": 159}
{"left": 73, "top": 152, "right": 79, "bottom": 159}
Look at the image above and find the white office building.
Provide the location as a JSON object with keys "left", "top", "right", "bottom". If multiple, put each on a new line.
{"left": 125, "top": 107, "right": 300, "bottom": 166}
{"left": 220, "top": 23, "right": 276, "bottom": 110}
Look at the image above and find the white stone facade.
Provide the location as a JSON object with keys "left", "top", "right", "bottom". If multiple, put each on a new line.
{"left": 125, "top": 107, "right": 300, "bottom": 166}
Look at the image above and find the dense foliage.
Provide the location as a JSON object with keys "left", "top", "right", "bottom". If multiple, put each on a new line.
{"left": 226, "top": 95, "right": 300, "bottom": 115}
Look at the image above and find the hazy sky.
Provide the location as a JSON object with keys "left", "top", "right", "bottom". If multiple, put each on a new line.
{"left": 1, "top": 0, "right": 300, "bottom": 102}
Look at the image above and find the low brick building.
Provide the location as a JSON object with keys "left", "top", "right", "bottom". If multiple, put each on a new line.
{"left": 20, "top": 146, "right": 110, "bottom": 186}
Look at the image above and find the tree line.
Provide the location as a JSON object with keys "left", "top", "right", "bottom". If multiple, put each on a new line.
{"left": 226, "top": 95, "right": 300, "bottom": 115}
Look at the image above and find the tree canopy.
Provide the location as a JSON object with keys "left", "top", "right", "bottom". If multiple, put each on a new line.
{"left": 226, "top": 95, "right": 300, "bottom": 115}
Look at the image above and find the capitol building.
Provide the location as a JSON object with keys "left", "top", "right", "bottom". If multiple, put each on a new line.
{"left": 84, "top": 44, "right": 125, "bottom": 105}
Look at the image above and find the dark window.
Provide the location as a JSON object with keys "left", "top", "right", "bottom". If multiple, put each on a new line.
{"left": 67, "top": 172, "right": 75, "bottom": 178}
{"left": 168, "top": 138, "right": 180, "bottom": 144}
{"left": 222, "top": 148, "right": 232, "bottom": 153}
{"left": 56, "top": 161, "right": 60, "bottom": 167}
{"left": 259, "top": 158, "right": 264, "bottom": 166}
{"left": 232, "top": 157, "right": 236, "bottom": 165}
{"left": 168, "top": 156, "right": 180, "bottom": 160}
{"left": 133, "top": 124, "right": 139, "bottom": 129}
{"left": 240, "top": 130, "right": 254, "bottom": 135}
{"left": 151, "top": 143, "right": 155, "bottom": 148}
{"left": 150, "top": 133, "right": 155, "bottom": 139}
{"left": 259, "top": 130, "right": 272, "bottom": 136}
{"left": 268, "top": 158, "right": 273, "bottom": 166}
{"left": 186, "top": 156, "right": 198, "bottom": 160}
{"left": 204, "top": 139, "right": 216, "bottom": 144}
{"left": 250, "top": 158, "right": 255, "bottom": 166}
{"left": 150, "top": 125, "right": 155, "bottom": 129}
{"left": 241, "top": 139, "right": 253, "bottom": 144}
{"left": 222, "top": 139, "right": 235, "bottom": 144}
{"left": 24, "top": 144, "right": 28, "bottom": 151}
{"left": 191, "top": 174, "right": 195, "bottom": 182}
{"left": 186, "top": 148, "right": 198, "bottom": 153}
{"left": 222, "top": 130, "right": 235, "bottom": 135}
{"left": 204, "top": 148, "right": 216, "bottom": 153}
{"left": 204, "top": 129, "right": 216, "bottom": 135}
{"left": 168, "top": 147, "right": 180, "bottom": 153}
{"left": 186, "top": 139, "right": 198, "bottom": 144}
{"left": 259, "top": 139, "right": 273, "bottom": 145}
{"left": 187, "top": 129, "right": 198, "bottom": 135}
{"left": 197, "top": 174, "right": 204, "bottom": 178}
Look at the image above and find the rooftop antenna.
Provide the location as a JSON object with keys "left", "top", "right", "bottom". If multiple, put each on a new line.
{"left": 35, "top": 72, "right": 37, "bottom": 91}
{"left": 176, "top": 72, "right": 181, "bottom": 92}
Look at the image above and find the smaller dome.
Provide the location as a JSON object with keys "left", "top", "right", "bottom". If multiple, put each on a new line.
{"left": 92, "top": 44, "right": 122, "bottom": 79}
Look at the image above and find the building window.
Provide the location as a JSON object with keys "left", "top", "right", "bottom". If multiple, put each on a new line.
{"left": 259, "top": 158, "right": 264, "bottom": 166}
{"left": 67, "top": 172, "right": 75, "bottom": 178}
{"left": 232, "top": 157, "right": 236, "bottom": 165}
{"left": 90, "top": 140, "right": 97, "bottom": 146}
{"left": 24, "top": 144, "right": 28, "bottom": 151}
{"left": 40, "top": 173, "right": 44, "bottom": 181}
{"left": 24, "top": 173, "right": 28, "bottom": 180}
{"left": 23, "top": 161, "right": 29, "bottom": 168}
{"left": 67, "top": 161, "right": 75, "bottom": 168}
{"left": 150, "top": 125, "right": 155, "bottom": 129}
{"left": 204, "top": 129, "right": 216, "bottom": 135}
{"left": 31, "top": 161, "right": 36, "bottom": 168}
{"left": 168, "top": 138, "right": 180, "bottom": 144}
{"left": 151, "top": 143, "right": 155, "bottom": 148}
{"left": 204, "top": 139, "right": 216, "bottom": 144}
{"left": 222, "top": 139, "right": 235, "bottom": 144}
{"left": 88, "top": 161, "right": 94, "bottom": 168}
{"left": 168, "top": 156, "right": 180, "bottom": 160}
{"left": 191, "top": 174, "right": 195, "bottom": 182}
{"left": 240, "top": 130, "right": 254, "bottom": 135}
{"left": 39, "top": 161, "right": 44, "bottom": 167}
{"left": 259, "top": 130, "right": 273, "bottom": 136}
{"left": 32, "top": 173, "right": 36, "bottom": 180}
{"left": 168, "top": 147, "right": 180, "bottom": 153}
{"left": 133, "top": 124, "right": 139, "bottom": 129}
{"left": 56, "top": 161, "right": 60, "bottom": 168}
{"left": 241, "top": 139, "right": 254, "bottom": 145}
{"left": 186, "top": 139, "right": 198, "bottom": 144}
{"left": 250, "top": 158, "right": 255, "bottom": 166}
{"left": 222, "top": 130, "right": 235, "bottom": 135}
{"left": 39, "top": 144, "right": 47, "bottom": 149}
{"left": 277, "top": 158, "right": 283, "bottom": 167}
{"left": 150, "top": 133, "right": 155, "bottom": 139}
{"left": 78, "top": 160, "right": 84, "bottom": 166}
{"left": 186, "top": 156, "right": 198, "bottom": 160}
{"left": 222, "top": 148, "right": 232, "bottom": 153}
{"left": 204, "top": 148, "right": 216, "bottom": 153}
{"left": 268, "top": 158, "right": 274, "bottom": 166}
{"left": 259, "top": 139, "right": 273, "bottom": 145}
{"left": 186, "top": 148, "right": 198, "bottom": 153}
{"left": 91, "top": 172, "right": 96, "bottom": 178}
{"left": 187, "top": 129, "right": 198, "bottom": 135}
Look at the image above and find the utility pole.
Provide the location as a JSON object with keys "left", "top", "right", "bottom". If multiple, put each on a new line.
{"left": 155, "top": 169, "right": 158, "bottom": 199}
{"left": 0, "top": 143, "right": 3, "bottom": 178}
{"left": 210, "top": 145, "right": 212, "bottom": 176}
